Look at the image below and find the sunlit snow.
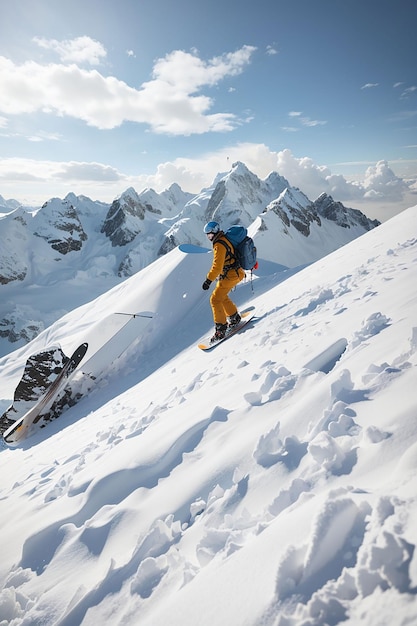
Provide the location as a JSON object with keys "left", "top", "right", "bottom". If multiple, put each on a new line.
{"left": 0, "top": 207, "right": 416, "bottom": 625}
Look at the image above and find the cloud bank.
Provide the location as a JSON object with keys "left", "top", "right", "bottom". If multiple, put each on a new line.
{"left": 0, "top": 40, "right": 256, "bottom": 134}
{"left": 143, "top": 146, "right": 414, "bottom": 206}
{"left": 1, "top": 147, "right": 414, "bottom": 224}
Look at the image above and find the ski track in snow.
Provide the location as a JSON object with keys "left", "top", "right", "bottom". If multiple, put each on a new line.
{"left": 1, "top": 226, "right": 417, "bottom": 624}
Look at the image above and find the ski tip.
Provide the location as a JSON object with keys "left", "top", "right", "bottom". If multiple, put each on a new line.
{"left": 76, "top": 342, "right": 89, "bottom": 360}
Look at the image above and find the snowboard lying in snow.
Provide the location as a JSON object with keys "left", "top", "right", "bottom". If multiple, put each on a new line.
{"left": 198, "top": 309, "right": 255, "bottom": 351}
{"left": 3, "top": 343, "right": 88, "bottom": 446}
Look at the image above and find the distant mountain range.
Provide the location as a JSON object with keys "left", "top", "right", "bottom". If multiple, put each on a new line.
{"left": 0, "top": 161, "right": 379, "bottom": 356}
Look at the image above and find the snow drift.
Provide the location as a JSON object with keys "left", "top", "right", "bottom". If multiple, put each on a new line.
{"left": 0, "top": 206, "right": 416, "bottom": 625}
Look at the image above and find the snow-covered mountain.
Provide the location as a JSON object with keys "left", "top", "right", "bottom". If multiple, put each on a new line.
{"left": 0, "top": 162, "right": 379, "bottom": 357}
{"left": 0, "top": 194, "right": 21, "bottom": 214}
{"left": 0, "top": 206, "right": 416, "bottom": 625}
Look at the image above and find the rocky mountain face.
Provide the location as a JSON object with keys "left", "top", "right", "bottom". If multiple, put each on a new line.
{"left": 33, "top": 198, "right": 88, "bottom": 254}
{"left": 312, "top": 193, "right": 380, "bottom": 230}
{"left": 101, "top": 187, "right": 161, "bottom": 247}
{"left": 0, "top": 208, "right": 29, "bottom": 285}
{"left": 264, "top": 187, "right": 322, "bottom": 237}
{"left": 0, "top": 346, "right": 68, "bottom": 434}
{"left": 0, "top": 162, "right": 380, "bottom": 355}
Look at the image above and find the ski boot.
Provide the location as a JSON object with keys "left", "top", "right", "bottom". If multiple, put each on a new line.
{"left": 210, "top": 322, "right": 228, "bottom": 343}
{"left": 228, "top": 312, "right": 241, "bottom": 328}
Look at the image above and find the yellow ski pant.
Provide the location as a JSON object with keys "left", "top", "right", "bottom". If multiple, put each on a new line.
{"left": 210, "top": 268, "right": 245, "bottom": 325}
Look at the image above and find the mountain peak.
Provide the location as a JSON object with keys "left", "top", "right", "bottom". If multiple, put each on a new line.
{"left": 313, "top": 193, "right": 380, "bottom": 230}
{"left": 231, "top": 160, "right": 251, "bottom": 174}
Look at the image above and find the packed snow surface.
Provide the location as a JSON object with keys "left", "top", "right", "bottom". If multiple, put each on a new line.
{"left": 0, "top": 207, "right": 416, "bottom": 625}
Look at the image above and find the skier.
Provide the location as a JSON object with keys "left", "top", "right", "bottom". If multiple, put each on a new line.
{"left": 202, "top": 221, "right": 245, "bottom": 342}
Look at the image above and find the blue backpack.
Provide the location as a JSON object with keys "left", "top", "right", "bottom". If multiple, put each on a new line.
{"left": 223, "top": 225, "right": 257, "bottom": 271}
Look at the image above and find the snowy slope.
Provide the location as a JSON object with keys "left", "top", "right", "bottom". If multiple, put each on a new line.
{"left": 0, "top": 161, "right": 379, "bottom": 358}
{"left": 0, "top": 207, "right": 416, "bottom": 625}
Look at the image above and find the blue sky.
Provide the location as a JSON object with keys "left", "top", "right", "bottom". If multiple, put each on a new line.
{"left": 0, "top": 0, "right": 416, "bottom": 221}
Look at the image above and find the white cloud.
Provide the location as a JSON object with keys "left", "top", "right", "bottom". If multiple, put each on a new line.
{"left": 273, "top": 149, "right": 359, "bottom": 199}
{"left": 299, "top": 116, "right": 327, "bottom": 127}
{"left": 56, "top": 162, "right": 123, "bottom": 182}
{"left": 150, "top": 46, "right": 256, "bottom": 92}
{"left": 286, "top": 111, "right": 326, "bottom": 129}
{"left": 273, "top": 153, "right": 412, "bottom": 203}
{"left": 0, "top": 157, "right": 124, "bottom": 184}
{"left": 29, "top": 130, "right": 62, "bottom": 143}
{"left": 361, "top": 83, "right": 379, "bottom": 89}
{"left": 400, "top": 86, "right": 417, "bottom": 99}
{"left": 363, "top": 160, "right": 410, "bottom": 199}
{"left": 0, "top": 44, "right": 256, "bottom": 134}
{"left": 266, "top": 45, "right": 278, "bottom": 55}
{"left": 33, "top": 36, "right": 107, "bottom": 65}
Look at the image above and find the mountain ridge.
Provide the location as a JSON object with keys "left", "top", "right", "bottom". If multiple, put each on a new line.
{"left": 0, "top": 161, "right": 379, "bottom": 356}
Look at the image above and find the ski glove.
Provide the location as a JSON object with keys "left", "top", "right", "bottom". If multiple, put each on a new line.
{"left": 202, "top": 278, "right": 212, "bottom": 290}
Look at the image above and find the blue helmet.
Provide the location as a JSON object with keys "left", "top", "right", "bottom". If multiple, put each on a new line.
{"left": 204, "top": 221, "right": 220, "bottom": 234}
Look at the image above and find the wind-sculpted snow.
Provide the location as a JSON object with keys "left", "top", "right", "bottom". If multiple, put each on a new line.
{"left": 0, "top": 209, "right": 416, "bottom": 625}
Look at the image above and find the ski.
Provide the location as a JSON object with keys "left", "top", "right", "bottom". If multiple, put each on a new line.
{"left": 3, "top": 342, "right": 88, "bottom": 446}
{"left": 198, "top": 310, "right": 255, "bottom": 351}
